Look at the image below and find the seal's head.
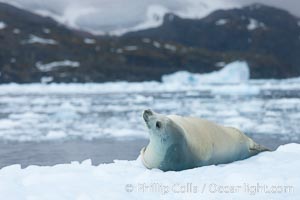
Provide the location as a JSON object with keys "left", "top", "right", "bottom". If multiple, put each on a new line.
{"left": 142, "top": 109, "right": 189, "bottom": 171}
{"left": 143, "top": 109, "right": 181, "bottom": 142}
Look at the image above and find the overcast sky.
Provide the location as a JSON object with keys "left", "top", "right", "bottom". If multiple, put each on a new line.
{"left": 235, "top": 0, "right": 300, "bottom": 17}
{"left": 0, "top": 0, "right": 299, "bottom": 34}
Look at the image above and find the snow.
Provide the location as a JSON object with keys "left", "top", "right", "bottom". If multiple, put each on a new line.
{"left": 46, "top": 130, "right": 67, "bottom": 139}
{"left": 124, "top": 46, "right": 138, "bottom": 51}
{"left": 22, "top": 35, "right": 58, "bottom": 45}
{"left": 0, "top": 119, "right": 19, "bottom": 129}
{"left": 13, "top": 28, "right": 20, "bottom": 34}
{"left": 153, "top": 41, "right": 161, "bottom": 48}
{"left": 36, "top": 60, "right": 80, "bottom": 72}
{"left": 142, "top": 38, "right": 151, "bottom": 43}
{"left": 116, "top": 48, "right": 123, "bottom": 53}
{"left": 215, "top": 19, "right": 228, "bottom": 25}
{"left": 247, "top": 18, "right": 265, "bottom": 31}
{"left": 83, "top": 38, "right": 96, "bottom": 44}
{"left": 41, "top": 76, "right": 54, "bottom": 83}
{"left": 0, "top": 143, "right": 299, "bottom": 199}
{"left": 0, "top": 21, "right": 7, "bottom": 30}
{"left": 10, "top": 58, "right": 16, "bottom": 63}
{"left": 164, "top": 44, "right": 176, "bottom": 51}
{"left": 215, "top": 61, "right": 226, "bottom": 67}
{"left": 43, "top": 28, "right": 51, "bottom": 34}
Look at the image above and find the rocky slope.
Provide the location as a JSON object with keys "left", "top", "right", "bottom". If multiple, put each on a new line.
{"left": 0, "top": 2, "right": 299, "bottom": 83}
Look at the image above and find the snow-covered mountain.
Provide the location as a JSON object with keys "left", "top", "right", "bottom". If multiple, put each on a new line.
{"left": 0, "top": 2, "right": 300, "bottom": 83}
{"left": 0, "top": 0, "right": 240, "bottom": 35}
{"left": 1, "top": 0, "right": 299, "bottom": 35}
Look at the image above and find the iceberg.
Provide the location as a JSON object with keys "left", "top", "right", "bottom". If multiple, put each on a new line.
{"left": 162, "top": 61, "right": 250, "bottom": 85}
{"left": 0, "top": 143, "right": 298, "bottom": 199}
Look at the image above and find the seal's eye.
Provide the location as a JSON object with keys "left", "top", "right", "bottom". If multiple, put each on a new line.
{"left": 156, "top": 121, "right": 162, "bottom": 129}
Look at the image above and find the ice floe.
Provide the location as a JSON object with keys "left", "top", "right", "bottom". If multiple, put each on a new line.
{"left": 0, "top": 61, "right": 299, "bottom": 141}
{"left": 36, "top": 60, "right": 80, "bottom": 72}
{"left": 0, "top": 143, "right": 298, "bottom": 199}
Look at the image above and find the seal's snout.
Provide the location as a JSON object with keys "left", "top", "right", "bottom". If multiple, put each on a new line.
{"left": 143, "top": 109, "right": 153, "bottom": 122}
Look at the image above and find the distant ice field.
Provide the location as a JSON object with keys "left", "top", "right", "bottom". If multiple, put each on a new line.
{"left": 0, "top": 63, "right": 299, "bottom": 142}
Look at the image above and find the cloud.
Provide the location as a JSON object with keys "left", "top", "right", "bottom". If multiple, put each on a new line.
{"left": 0, "top": 0, "right": 298, "bottom": 34}
{"left": 233, "top": 0, "right": 300, "bottom": 17}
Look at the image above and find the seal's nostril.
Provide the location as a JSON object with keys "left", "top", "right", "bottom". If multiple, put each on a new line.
{"left": 143, "top": 109, "right": 153, "bottom": 121}
{"left": 144, "top": 109, "right": 153, "bottom": 116}
{"left": 143, "top": 112, "right": 148, "bottom": 121}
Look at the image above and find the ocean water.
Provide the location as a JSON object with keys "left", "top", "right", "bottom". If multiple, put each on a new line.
{"left": 0, "top": 80, "right": 299, "bottom": 168}
{"left": 0, "top": 62, "right": 299, "bottom": 168}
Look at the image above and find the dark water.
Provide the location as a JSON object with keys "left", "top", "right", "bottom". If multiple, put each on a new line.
{"left": 0, "top": 135, "right": 298, "bottom": 169}
{"left": 0, "top": 138, "right": 148, "bottom": 168}
{"left": 0, "top": 84, "right": 299, "bottom": 168}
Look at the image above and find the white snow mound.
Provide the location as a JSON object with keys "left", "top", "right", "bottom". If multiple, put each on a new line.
{"left": 0, "top": 143, "right": 299, "bottom": 199}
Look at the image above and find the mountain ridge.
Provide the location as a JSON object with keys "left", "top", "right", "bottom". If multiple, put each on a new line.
{"left": 0, "top": 2, "right": 300, "bottom": 83}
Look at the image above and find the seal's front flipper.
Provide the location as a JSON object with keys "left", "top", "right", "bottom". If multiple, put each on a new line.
{"left": 249, "top": 143, "right": 271, "bottom": 155}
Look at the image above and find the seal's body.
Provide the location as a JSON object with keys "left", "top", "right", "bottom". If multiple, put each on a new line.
{"left": 141, "top": 110, "right": 269, "bottom": 171}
